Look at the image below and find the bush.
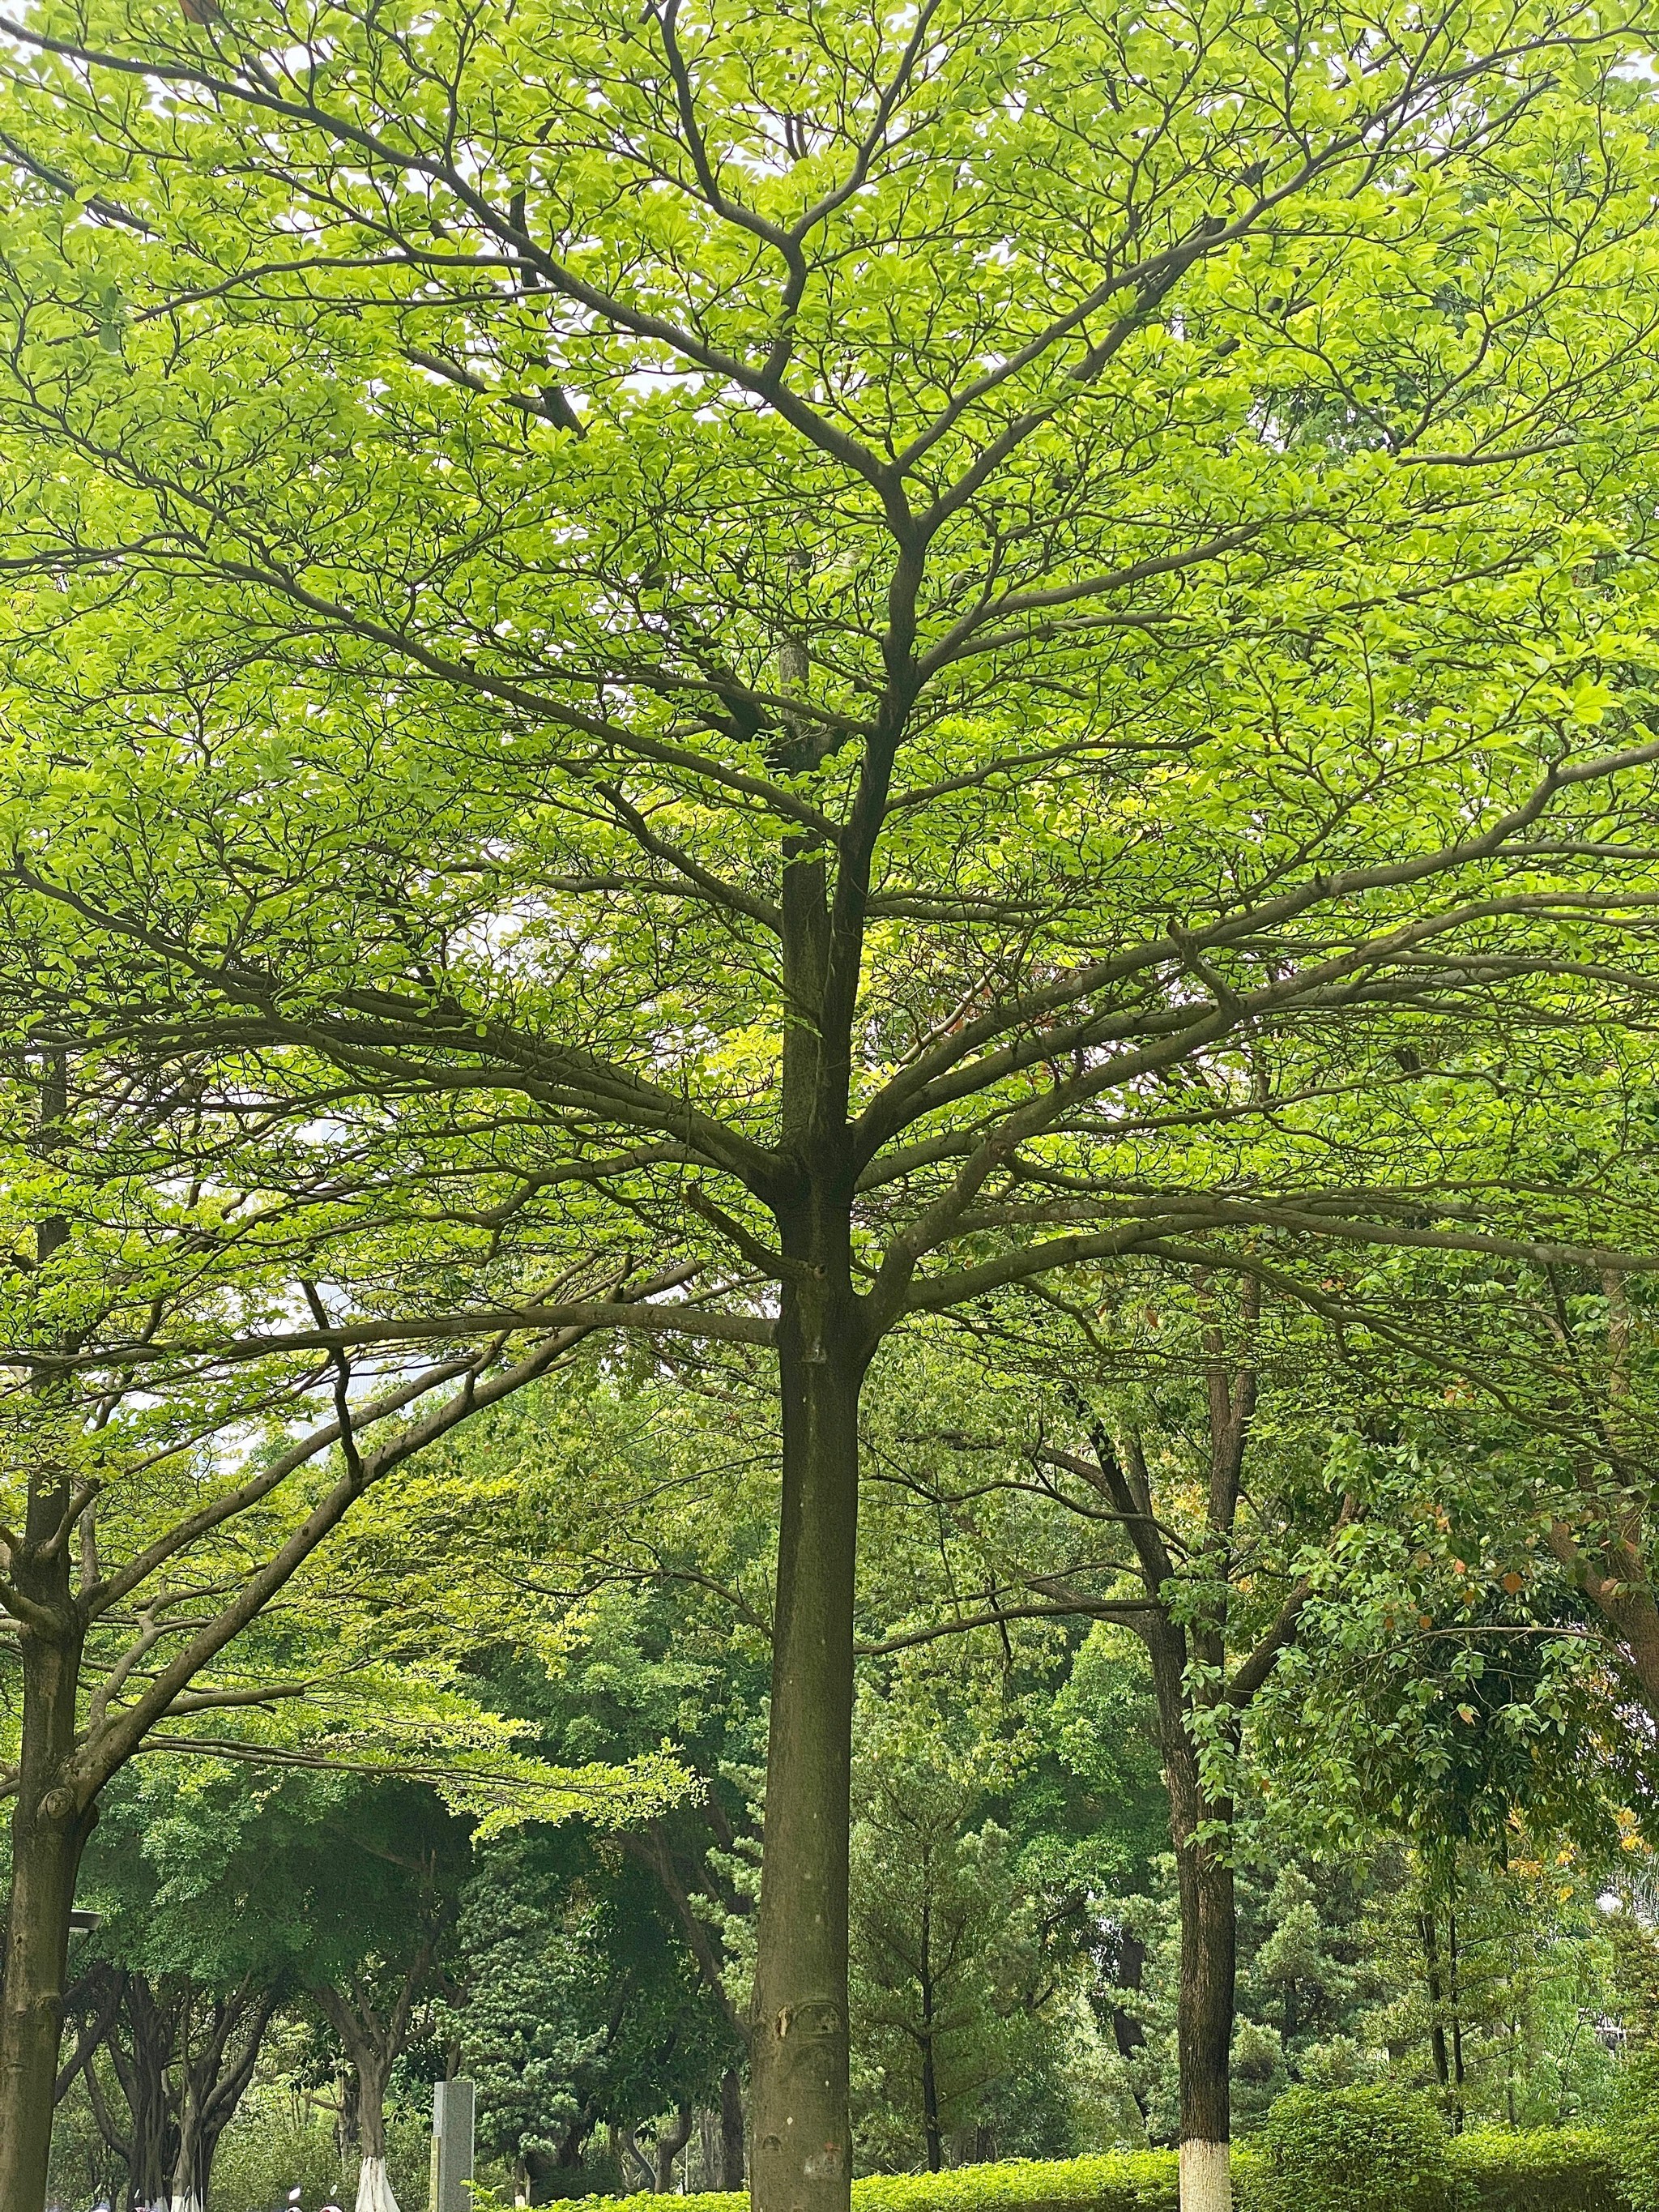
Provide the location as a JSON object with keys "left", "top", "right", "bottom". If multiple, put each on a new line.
{"left": 476, "top": 2132, "right": 1631, "bottom": 2212}
{"left": 1449, "top": 2127, "right": 1621, "bottom": 2212}
{"left": 1247, "top": 2086, "right": 1457, "bottom": 2212}
{"left": 210, "top": 2094, "right": 432, "bottom": 2212}
{"left": 854, "top": 2159, "right": 1180, "bottom": 2212}
{"left": 1613, "top": 2050, "right": 1659, "bottom": 2212}
{"left": 565, "top": 2157, "right": 1181, "bottom": 2212}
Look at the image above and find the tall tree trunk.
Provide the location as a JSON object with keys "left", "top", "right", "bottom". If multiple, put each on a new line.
{"left": 1149, "top": 1629, "right": 1235, "bottom": 2212}
{"left": 1421, "top": 1907, "right": 1452, "bottom": 2102}
{"left": 1447, "top": 1902, "right": 1465, "bottom": 2134}
{"left": 919, "top": 1894, "right": 942, "bottom": 2173}
{"left": 919, "top": 2035, "right": 943, "bottom": 2175}
{"left": 82, "top": 1971, "right": 174, "bottom": 2212}
{"left": 1173, "top": 1824, "right": 1235, "bottom": 2212}
{"left": 0, "top": 1546, "right": 94, "bottom": 2212}
{"left": 719, "top": 2069, "right": 746, "bottom": 2191}
{"left": 316, "top": 1994, "right": 403, "bottom": 2212}
{"left": 748, "top": 1270, "right": 863, "bottom": 2212}
{"left": 354, "top": 2050, "right": 401, "bottom": 2212}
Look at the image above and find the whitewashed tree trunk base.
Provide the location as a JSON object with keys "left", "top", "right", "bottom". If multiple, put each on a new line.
{"left": 357, "top": 2153, "right": 403, "bottom": 2212}
{"left": 1179, "top": 2139, "right": 1232, "bottom": 2212}
{"left": 168, "top": 2194, "right": 204, "bottom": 2212}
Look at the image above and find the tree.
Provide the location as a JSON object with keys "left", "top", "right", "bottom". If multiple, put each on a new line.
{"left": 70, "top": 1966, "right": 279, "bottom": 2212}
{"left": 845, "top": 1279, "right": 1376, "bottom": 2197}
{"left": 8, "top": 13, "right": 1659, "bottom": 2209}
{"left": 847, "top": 1679, "right": 1049, "bottom": 2173}
{"left": 0, "top": 1044, "right": 687, "bottom": 2209}
{"left": 445, "top": 1830, "right": 736, "bottom": 2202}
{"left": 86, "top": 1765, "right": 475, "bottom": 2212}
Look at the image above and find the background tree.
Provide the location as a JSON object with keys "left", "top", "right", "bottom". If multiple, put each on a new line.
{"left": 0, "top": 1043, "right": 691, "bottom": 2210}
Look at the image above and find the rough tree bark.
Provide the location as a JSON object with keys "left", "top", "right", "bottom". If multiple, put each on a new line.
{"left": 746, "top": 1250, "right": 865, "bottom": 2212}
{"left": 720, "top": 2067, "right": 747, "bottom": 2190}
{"left": 0, "top": 1492, "right": 96, "bottom": 2207}
{"left": 79, "top": 1971, "right": 176, "bottom": 2212}
{"left": 1160, "top": 1708, "right": 1235, "bottom": 2212}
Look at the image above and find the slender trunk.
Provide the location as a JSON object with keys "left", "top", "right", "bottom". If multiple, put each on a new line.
{"left": 719, "top": 2068, "right": 746, "bottom": 2190}
{"left": 919, "top": 2035, "right": 942, "bottom": 2175}
{"left": 1149, "top": 1629, "right": 1233, "bottom": 2212}
{"left": 1421, "top": 1908, "right": 1451, "bottom": 2095}
{"left": 1448, "top": 1904, "right": 1465, "bottom": 2133}
{"left": 621, "top": 2128, "right": 657, "bottom": 2194}
{"left": 919, "top": 1894, "right": 942, "bottom": 2173}
{"left": 748, "top": 1276, "right": 863, "bottom": 2212}
{"left": 0, "top": 1580, "right": 93, "bottom": 2212}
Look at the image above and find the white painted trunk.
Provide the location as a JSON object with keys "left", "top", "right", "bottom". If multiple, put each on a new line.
{"left": 1179, "top": 2139, "right": 1232, "bottom": 2212}
{"left": 168, "top": 2193, "right": 204, "bottom": 2212}
{"left": 356, "top": 2153, "right": 403, "bottom": 2212}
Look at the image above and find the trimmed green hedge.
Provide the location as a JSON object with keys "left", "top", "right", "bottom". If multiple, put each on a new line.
{"left": 1250, "top": 2087, "right": 1454, "bottom": 2212}
{"left": 565, "top": 2160, "right": 1180, "bottom": 2212}
{"left": 559, "top": 2131, "right": 1620, "bottom": 2212}
{"left": 1451, "top": 2127, "right": 1622, "bottom": 2212}
{"left": 851, "top": 2159, "right": 1181, "bottom": 2212}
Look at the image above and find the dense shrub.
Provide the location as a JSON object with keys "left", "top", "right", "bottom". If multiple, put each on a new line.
{"left": 391, "top": 2129, "right": 1639, "bottom": 2212}
{"left": 565, "top": 2157, "right": 1181, "bottom": 2212}
{"left": 1611, "top": 2049, "right": 1659, "bottom": 2212}
{"left": 210, "top": 2094, "right": 432, "bottom": 2212}
{"left": 1448, "top": 2127, "right": 1621, "bottom": 2212}
{"left": 1242, "top": 2088, "right": 1458, "bottom": 2212}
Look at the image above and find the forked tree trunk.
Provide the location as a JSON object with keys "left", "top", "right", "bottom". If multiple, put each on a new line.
{"left": 0, "top": 1555, "right": 94, "bottom": 2212}
{"left": 655, "top": 2104, "right": 694, "bottom": 2193}
{"left": 352, "top": 2044, "right": 400, "bottom": 2212}
{"left": 748, "top": 1270, "right": 864, "bottom": 2212}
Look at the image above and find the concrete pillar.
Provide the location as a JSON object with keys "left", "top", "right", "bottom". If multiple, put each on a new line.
{"left": 430, "top": 2077, "right": 476, "bottom": 2212}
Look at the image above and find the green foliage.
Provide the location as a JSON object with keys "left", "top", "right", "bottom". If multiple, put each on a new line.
{"left": 1448, "top": 2128, "right": 1622, "bottom": 2212}
{"left": 210, "top": 2090, "right": 431, "bottom": 2212}
{"left": 565, "top": 2155, "right": 1183, "bottom": 2212}
{"left": 849, "top": 1680, "right": 1058, "bottom": 2166}
{"left": 1250, "top": 2086, "right": 1458, "bottom": 2212}
{"left": 446, "top": 1830, "right": 737, "bottom": 2170}
{"left": 1609, "top": 2049, "right": 1659, "bottom": 2212}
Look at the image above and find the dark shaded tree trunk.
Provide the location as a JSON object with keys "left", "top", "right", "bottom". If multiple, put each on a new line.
{"left": 1161, "top": 1711, "right": 1235, "bottom": 2212}
{"left": 82, "top": 1971, "right": 176, "bottom": 2210}
{"left": 0, "top": 1497, "right": 96, "bottom": 2212}
{"left": 1447, "top": 1903, "right": 1466, "bottom": 2133}
{"left": 720, "top": 2068, "right": 746, "bottom": 2190}
{"left": 1421, "top": 1907, "right": 1452, "bottom": 2099}
{"left": 318, "top": 1957, "right": 437, "bottom": 2212}
{"left": 919, "top": 1895, "right": 942, "bottom": 2173}
{"left": 167, "top": 1981, "right": 277, "bottom": 2211}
